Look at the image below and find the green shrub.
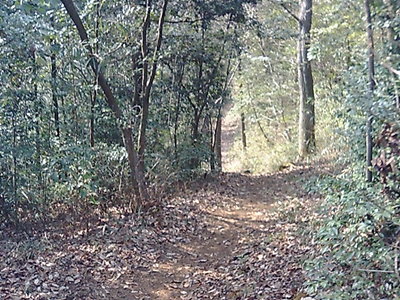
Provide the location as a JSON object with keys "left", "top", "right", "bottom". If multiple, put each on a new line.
{"left": 304, "top": 172, "right": 400, "bottom": 299}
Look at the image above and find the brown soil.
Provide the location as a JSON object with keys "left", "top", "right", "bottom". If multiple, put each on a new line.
{"left": 0, "top": 107, "right": 328, "bottom": 300}
{"left": 0, "top": 164, "right": 328, "bottom": 300}
{"left": 221, "top": 103, "right": 240, "bottom": 170}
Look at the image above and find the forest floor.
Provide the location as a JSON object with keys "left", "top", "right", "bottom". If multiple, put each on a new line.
{"left": 1, "top": 165, "right": 328, "bottom": 300}
{"left": 0, "top": 111, "right": 331, "bottom": 300}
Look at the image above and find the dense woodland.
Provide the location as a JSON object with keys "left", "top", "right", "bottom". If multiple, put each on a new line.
{"left": 0, "top": 0, "right": 400, "bottom": 299}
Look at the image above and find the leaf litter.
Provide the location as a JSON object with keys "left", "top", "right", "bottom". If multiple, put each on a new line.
{"left": 0, "top": 164, "right": 326, "bottom": 299}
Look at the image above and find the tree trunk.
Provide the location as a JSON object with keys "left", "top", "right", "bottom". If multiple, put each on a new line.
{"left": 298, "top": 0, "right": 316, "bottom": 158}
{"left": 90, "top": 84, "right": 96, "bottom": 147}
{"left": 11, "top": 109, "right": 18, "bottom": 227}
{"left": 137, "top": 0, "right": 152, "bottom": 174}
{"left": 364, "top": 0, "right": 375, "bottom": 182}
{"left": 90, "top": 0, "right": 101, "bottom": 147}
{"left": 50, "top": 17, "right": 60, "bottom": 138}
{"left": 173, "top": 97, "right": 180, "bottom": 162}
{"left": 137, "top": 0, "right": 168, "bottom": 176}
{"left": 30, "top": 46, "right": 44, "bottom": 203}
{"left": 122, "top": 128, "right": 149, "bottom": 203}
{"left": 214, "top": 110, "right": 222, "bottom": 171}
{"left": 51, "top": 51, "right": 60, "bottom": 138}
{"left": 60, "top": 0, "right": 149, "bottom": 203}
{"left": 203, "top": 113, "right": 215, "bottom": 171}
{"left": 241, "top": 113, "right": 247, "bottom": 151}
{"left": 190, "top": 112, "right": 201, "bottom": 169}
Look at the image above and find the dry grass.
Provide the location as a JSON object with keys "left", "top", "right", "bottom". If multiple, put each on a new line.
{"left": 222, "top": 103, "right": 341, "bottom": 174}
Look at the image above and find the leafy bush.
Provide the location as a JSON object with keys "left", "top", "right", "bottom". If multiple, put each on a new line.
{"left": 305, "top": 172, "right": 400, "bottom": 299}
{"left": 304, "top": 66, "right": 400, "bottom": 298}
{"left": 0, "top": 142, "right": 131, "bottom": 227}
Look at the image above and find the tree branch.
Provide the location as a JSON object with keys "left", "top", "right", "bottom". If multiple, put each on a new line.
{"left": 60, "top": 0, "right": 123, "bottom": 119}
{"left": 267, "top": 0, "right": 300, "bottom": 23}
{"left": 382, "top": 62, "right": 400, "bottom": 77}
{"left": 141, "top": 0, "right": 152, "bottom": 96}
{"left": 145, "top": 0, "right": 169, "bottom": 99}
{"left": 60, "top": 0, "right": 150, "bottom": 202}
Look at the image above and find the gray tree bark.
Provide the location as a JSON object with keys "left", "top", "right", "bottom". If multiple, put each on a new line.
{"left": 298, "top": 0, "right": 316, "bottom": 158}
{"left": 137, "top": 0, "right": 169, "bottom": 175}
{"left": 214, "top": 110, "right": 222, "bottom": 171}
{"left": 364, "top": 0, "right": 375, "bottom": 182}
{"left": 241, "top": 113, "right": 247, "bottom": 151}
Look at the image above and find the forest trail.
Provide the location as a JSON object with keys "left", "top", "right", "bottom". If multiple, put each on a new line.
{"left": 1, "top": 164, "right": 331, "bottom": 300}
{"left": 220, "top": 103, "right": 240, "bottom": 170}
{"left": 0, "top": 164, "right": 324, "bottom": 299}
{"left": 130, "top": 166, "right": 322, "bottom": 300}
{"left": 0, "top": 110, "right": 327, "bottom": 299}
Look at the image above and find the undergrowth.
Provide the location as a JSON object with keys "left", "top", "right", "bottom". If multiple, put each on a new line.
{"left": 304, "top": 168, "right": 400, "bottom": 299}
{"left": 225, "top": 132, "right": 297, "bottom": 173}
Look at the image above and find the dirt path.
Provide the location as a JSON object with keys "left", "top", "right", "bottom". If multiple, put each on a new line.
{"left": 220, "top": 103, "right": 240, "bottom": 171}
{"left": 0, "top": 107, "right": 327, "bottom": 299}
{"left": 0, "top": 164, "right": 327, "bottom": 300}
{"left": 128, "top": 165, "right": 322, "bottom": 300}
